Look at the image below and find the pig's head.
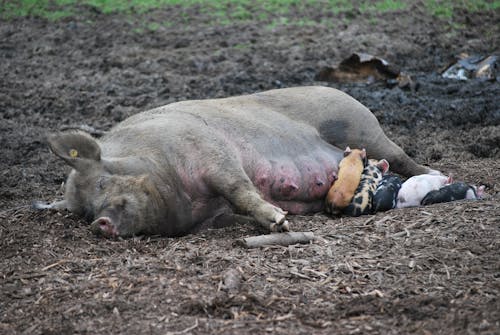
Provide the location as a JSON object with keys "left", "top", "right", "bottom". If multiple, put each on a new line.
{"left": 342, "top": 146, "right": 368, "bottom": 168}
{"left": 468, "top": 184, "right": 486, "bottom": 200}
{"left": 48, "top": 131, "right": 164, "bottom": 238}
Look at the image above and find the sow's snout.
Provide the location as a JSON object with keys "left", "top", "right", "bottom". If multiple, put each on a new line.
{"left": 89, "top": 198, "right": 140, "bottom": 238}
{"left": 91, "top": 216, "right": 119, "bottom": 238}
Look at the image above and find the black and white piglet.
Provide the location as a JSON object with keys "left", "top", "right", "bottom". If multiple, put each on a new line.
{"left": 372, "top": 174, "right": 403, "bottom": 212}
{"left": 421, "top": 182, "right": 485, "bottom": 205}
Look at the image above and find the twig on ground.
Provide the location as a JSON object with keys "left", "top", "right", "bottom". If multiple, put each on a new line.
{"left": 237, "top": 232, "right": 315, "bottom": 248}
{"left": 41, "top": 259, "right": 72, "bottom": 271}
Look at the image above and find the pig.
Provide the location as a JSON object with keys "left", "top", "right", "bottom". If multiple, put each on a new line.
{"left": 343, "top": 159, "right": 389, "bottom": 217}
{"left": 372, "top": 174, "right": 403, "bottom": 212}
{"left": 37, "top": 86, "right": 439, "bottom": 237}
{"left": 324, "top": 147, "right": 366, "bottom": 215}
{"left": 421, "top": 182, "right": 485, "bottom": 205}
{"left": 396, "top": 174, "right": 452, "bottom": 208}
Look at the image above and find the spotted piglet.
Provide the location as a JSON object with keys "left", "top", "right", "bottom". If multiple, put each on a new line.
{"left": 343, "top": 159, "right": 389, "bottom": 217}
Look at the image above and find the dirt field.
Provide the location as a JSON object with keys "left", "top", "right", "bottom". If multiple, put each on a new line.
{"left": 1, "top": 3, "right": 499, "bottom": 334}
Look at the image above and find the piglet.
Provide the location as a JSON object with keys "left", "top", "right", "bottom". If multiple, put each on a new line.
{"left": 343, "top": 159, "right": 389, "bottom": 217}
{"left": 372, "top": 174, "right": 403, "bottom": 212}
{"left": 325, "top": 147, "right": 367, "bottom": 215}
{"left": 396, "top": 174, "right": 452, "bottom": 208}
{"left": 421, "top": 182, "right": 485, "bottom": 205}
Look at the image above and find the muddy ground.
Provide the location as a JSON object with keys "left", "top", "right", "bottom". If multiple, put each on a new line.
{"left": 1, "top": 3, "right": 499, "bottom": 334}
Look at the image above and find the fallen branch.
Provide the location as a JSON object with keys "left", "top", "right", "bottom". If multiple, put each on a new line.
{"left": 41, "top": 259, "right": 72, "bottom": 271}
{"left": 238, "top": 232, "right": 315, "bottom": 248}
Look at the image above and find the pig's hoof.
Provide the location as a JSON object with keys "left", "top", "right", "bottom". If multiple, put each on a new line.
{"left": 255, "top": 204, "right": 288, "bottom": 232}
{"left": 324, "top": 202, "right": 341, "bottom": 216}
{"left": 270, "top": 220, "right": 290, "bottom": 232}
{"left": 270, "top": 208, "right": 290, "bottom": 232}
{"left": 273, "top": 211, "right": 286, "bottom": 224}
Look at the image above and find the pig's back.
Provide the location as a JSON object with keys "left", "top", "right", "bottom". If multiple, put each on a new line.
{"left": 107, "top": 95, "right": 342, "bottom": 159}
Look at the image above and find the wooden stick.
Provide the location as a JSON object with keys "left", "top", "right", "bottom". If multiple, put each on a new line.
{"left": 238, "top": 232, "right": 315, "bottom": 248}
{"left": 41, "top": 259, "right": 71, "bottom": 271}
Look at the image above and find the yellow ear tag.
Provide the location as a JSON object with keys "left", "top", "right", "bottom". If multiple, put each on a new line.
{"left": 69, "top": 149, "right": 78, "bottom": 158}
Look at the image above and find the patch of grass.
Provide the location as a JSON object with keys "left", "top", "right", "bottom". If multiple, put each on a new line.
{"left": 162, "top": 20, "right": 174, "bottom": 27}
{"left": 132, "top": 27, "right": 144, "bottom": 34}
{"left": 361, "top": 0, "right": 407, "bottom": 13}
{"left": 425, "top": 0, "right": 454, "bottom": 18}
{"left": 0, "top": 0, "right": 69, "bottom": 20}
{"left": 230, "top": 4, "right": 252, "bottom": 20}
{"left": 1, "top": 0, "right": 499, "bottom": 25}
{"left": 424, "top": 0, "right": 500, "bottom": 19}
{"left": 233, "top": 43, "right": 250, "bottom": 50}
{"left": 327, "top": 0, "right": 354, "bottom": 15}
{"left": 374, "top": 0, "right": 407, "bottom": 11}
{"left": 294, "top": 18, "right": 318, "bottom": 27}
{"left": 146, "top": 22, "right": 161, "bottom": 31}
{"left": 266, "top": 16, "right": 289, "bottom": 30}
{"left": 369, "top": 17, "right": 379, "bottom": 25}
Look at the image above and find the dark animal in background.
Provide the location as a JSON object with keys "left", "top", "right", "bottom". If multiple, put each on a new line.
{"left": 343, "top": 159, "right": 389, "bottom": 217}
{"left": 421, "top": 182, "right": 485, "bottom": 205}
{"left": 372, "top": 174, "right": 403, "bottom": 212}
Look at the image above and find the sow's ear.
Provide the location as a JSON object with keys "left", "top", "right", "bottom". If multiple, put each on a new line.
{"left": 47, "top": 131, "right": 101, "bottom": 171}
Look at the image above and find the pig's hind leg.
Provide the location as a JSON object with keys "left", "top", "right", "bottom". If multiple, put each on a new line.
{"left": 207, "top": 167, "right": 290, "bottom": 232}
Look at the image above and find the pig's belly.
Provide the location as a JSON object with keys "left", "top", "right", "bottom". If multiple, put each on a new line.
{"left": 246, "top": 149, "right": 340, "bottom": 214}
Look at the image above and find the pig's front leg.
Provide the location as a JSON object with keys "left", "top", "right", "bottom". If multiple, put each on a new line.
{"left": 207, "top": 171, "right": 290, "bottom": 232}
{"left": 229, "top": 186, "right": 290, "bottom": 232}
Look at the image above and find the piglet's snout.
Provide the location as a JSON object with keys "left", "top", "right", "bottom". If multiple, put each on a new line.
{"left": 91, "top": 216, "right": 118, "bottom": 237}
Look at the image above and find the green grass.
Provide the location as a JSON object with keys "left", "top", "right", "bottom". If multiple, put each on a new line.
{"left": 1, "top": 0, "right": 499, "bottom": 25}
{"left": 360, "top": 0, "right": 407, "bottom": 13}
{"left": 425, "top": 0, "right": 500, "bottom": 18}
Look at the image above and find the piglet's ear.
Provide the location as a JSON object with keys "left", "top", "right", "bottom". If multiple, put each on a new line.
{"left": 343, "top": 146, "right": 352, "bottom": 157}
{"left": 476, "top": 185, "right": 485, "bottom": 198}
{"left": 47, "top": 131, "right": 101, "bottom": 172}
{"left": 361, "top": 148, "right": 368, "bottom": 166}
{"left": 377, "top": 159, "right": 390, "bottom": 174}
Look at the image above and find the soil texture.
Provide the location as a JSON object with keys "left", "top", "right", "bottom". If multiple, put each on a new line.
{"left": 1, "top": 3, "right": 499, "bottom": 334}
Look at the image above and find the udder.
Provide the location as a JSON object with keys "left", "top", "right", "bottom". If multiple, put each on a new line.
{"left": 250, "top": 150, "right": 339, "bottom": 214}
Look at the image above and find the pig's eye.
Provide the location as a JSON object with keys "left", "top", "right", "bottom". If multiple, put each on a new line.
{"left": 113, "top": 197, "right": 127, "bottom": 208}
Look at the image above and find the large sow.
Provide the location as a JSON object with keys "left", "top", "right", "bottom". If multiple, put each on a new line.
{"left": 43, "top": 86, "right": 436, "bottom": 237}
